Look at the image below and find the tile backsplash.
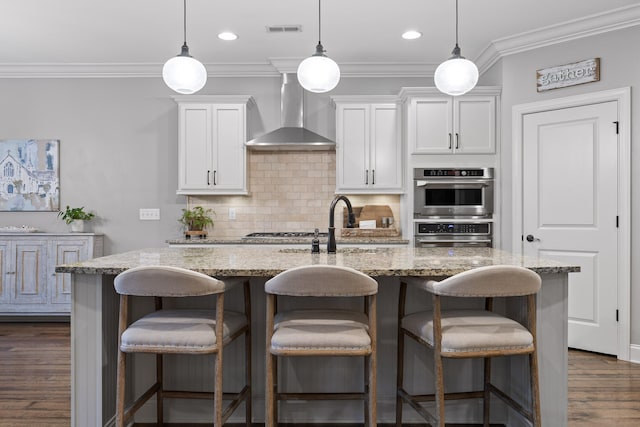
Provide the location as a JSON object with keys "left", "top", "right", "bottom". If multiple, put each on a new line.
{"left": 189, "top": 151, "right": 401, "bottom": 238}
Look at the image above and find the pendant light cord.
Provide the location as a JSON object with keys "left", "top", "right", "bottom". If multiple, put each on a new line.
{"left": 318, "top": 0, "right": 322, "bottom": 44}
{"left": 183, "top": 0, "right": 187, "bottom": 45}
{"left": 455, "top": 0, "right": 459, "bottom": 48}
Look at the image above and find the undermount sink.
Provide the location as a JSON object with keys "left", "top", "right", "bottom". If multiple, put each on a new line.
{"left": 278, "top": 247, "right": 387, "bottom": 254}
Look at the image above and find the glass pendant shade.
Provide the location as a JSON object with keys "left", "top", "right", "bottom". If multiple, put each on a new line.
{"left": 297, "top": 52, "right": 340, "bottom": 93}
{"left": 163, "top": 44, "right": 207, "bottom": 95}
{"left": 434, "top": 55, "right": 479, "bottom": 96}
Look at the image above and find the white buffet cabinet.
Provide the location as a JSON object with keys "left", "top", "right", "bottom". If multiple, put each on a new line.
{"left": 0, "top": 233, "right": 103, "bottom": 315}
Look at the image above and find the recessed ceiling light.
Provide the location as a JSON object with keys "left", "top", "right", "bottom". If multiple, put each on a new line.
{"left": 218, "top": 32, "right": 238, "bottom": 41}
{"left": 402, "top": 30, "right": 422, "bottom": 40}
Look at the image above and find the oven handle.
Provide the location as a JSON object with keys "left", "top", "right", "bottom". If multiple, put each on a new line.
{"left": 415, "top": 179, "right": 492, "bottom": 187}
{"left": 416, "top": 238, "right": 493, "bottom": 244}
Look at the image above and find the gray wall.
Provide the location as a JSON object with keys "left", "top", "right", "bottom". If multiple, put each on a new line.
{"left": 0, "top": 75, "right": 428, "bottom": 255}
{"left": 495, "top": 25, "right": 640, "bottom": 346}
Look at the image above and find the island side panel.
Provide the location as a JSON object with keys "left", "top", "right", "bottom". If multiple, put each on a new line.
{"left": 71, "top": 273, "right": 118, "bottom": 427}
{"left": 506, "top": 272, "right": 569, "bottom": 427}
{"left": 537, "top": 272, "right": 569, "bottom": 426}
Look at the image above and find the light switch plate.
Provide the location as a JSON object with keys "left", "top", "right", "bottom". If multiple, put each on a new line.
{"left": 139, "top": 208, "right": 160, "bottom": 220}
{"left": 229, "top": 207, "right": 236, "bottom": 220}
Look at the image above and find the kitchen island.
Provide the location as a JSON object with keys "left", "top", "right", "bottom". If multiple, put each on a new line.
{"left": 57, "top": 246, "right": 578, "bottom": 426}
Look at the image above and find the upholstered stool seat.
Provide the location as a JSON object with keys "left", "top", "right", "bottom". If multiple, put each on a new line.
{"left": 265, "top": 265, "right": 378, "bottom": 426}
{"left": 114, "top": 265, "right": 252, "bottom": 427}
{"left": 396, "top": 265, "right": 542, "bottom": 427}
{"left": 271, "top": 309, "right": 371, "bottom": 352}
{"left": 402, "top": 309, "right": 534, "bottom": 353}
{"left": 120, "top": 309, "right": 248, "bottom": 353}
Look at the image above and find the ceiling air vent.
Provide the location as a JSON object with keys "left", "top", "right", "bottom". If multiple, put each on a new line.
{"left": 266, "top": 25, "right": 302, "bottom": 33}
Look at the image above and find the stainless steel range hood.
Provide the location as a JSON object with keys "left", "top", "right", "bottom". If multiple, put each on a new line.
{"left": 246, "top": 73, "right": 335, "bottom": 151}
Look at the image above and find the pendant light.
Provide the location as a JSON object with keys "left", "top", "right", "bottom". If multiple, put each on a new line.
{"left": 162, "top": 0, "right": 207, "bottom": 94}
{"left": 297, "top": 0, "right": 340, "bottom": 93}
{"left": 434, "top": 0, "right": 478, "bottom": 96}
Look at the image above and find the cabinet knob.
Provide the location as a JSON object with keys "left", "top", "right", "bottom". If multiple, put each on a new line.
{"left": 365, "top": 169, "right": 369, "bottom": 185}
{"left": 448, "top": 133, "right": 452, "bottom": 149}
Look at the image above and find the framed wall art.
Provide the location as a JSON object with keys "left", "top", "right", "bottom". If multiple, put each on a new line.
{"left": 0, "top": 139, "right": 60, "bottom": 211}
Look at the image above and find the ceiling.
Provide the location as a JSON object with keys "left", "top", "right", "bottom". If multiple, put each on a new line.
{"left": 2, "top": 0, "right": 639, "bottom": 77}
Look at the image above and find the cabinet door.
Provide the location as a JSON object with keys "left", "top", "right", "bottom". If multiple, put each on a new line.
{"left": 411, "top": 97, "right": 453, "bottom": 154}
{"left": 178, "top": 104, "right": 213, "bottom": 193}
{"left": 336, "top": 104, "right": 370, "bottom": 191}
{"left": 211, "top": 105, "right": 247, "bottom": 192}
{"left": 12, "top": 241, "right": 47, "bottom": 305}
{"left": 454, "top": 96, "right": 496, "bottom": 154}
{"left": 49, "top": 239, "right": 88, "bottom": 305}
{"left": 370, "top": 104, "right": 402, "bottom": 191}
{"left": 0, "top": 241, "right": 10, "bottom": 304}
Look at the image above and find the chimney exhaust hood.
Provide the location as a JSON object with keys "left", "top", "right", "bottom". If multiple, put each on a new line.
{"left": 245, "top": 73, "right": 335, "bottom": 151}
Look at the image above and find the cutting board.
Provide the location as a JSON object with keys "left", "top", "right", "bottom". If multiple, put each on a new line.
{"left": 358, "top": 205, "right": 394, "bottom": 228}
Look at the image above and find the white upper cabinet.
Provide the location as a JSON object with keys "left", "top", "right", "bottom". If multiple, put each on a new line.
{"left": 403, "top": 88, "right": 499, "bottom": 155}
{"left": 333, "top": 97, "right": 403, "bottom": 193}
{"left": 175, "top": 96, "right": 254, "bottom": 195}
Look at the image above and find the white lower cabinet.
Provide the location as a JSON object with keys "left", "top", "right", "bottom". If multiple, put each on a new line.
{"left": 0, "top": 233, "right": 103, "bottom": 315}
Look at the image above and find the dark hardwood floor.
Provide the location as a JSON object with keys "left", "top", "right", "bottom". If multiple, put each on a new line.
{"left": 1, "top": 322, "right": 639, "bottom": 426}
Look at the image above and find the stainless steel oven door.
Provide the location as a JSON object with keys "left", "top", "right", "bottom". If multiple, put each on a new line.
{"left": 414, "top": 179, "right": 494, "bottom": 217}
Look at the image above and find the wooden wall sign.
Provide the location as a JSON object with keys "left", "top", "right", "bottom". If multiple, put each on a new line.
{"left": 536, "top": 58, "right": 600, "bottom": 92}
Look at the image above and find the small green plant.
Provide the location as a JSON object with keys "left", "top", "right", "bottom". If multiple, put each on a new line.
{"left": 178, "top": 206, "right": 215, "bottom": 231}
{"left": 58, "top": 206, "right": 95, "bottom": 225}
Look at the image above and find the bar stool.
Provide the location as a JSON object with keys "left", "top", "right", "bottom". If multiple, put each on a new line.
{"left": 265, "top": 265, "right": 378, "bottom": 426}
{"left": 396, "top": 265, "right": 542, "bottom": 427}
{"left": 114, "top": 265, "right": 251, "bottom": 427}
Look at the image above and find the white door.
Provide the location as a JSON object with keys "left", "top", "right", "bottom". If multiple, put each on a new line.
{"left": 522, "top": 101, "right": 619, "bottom": 355}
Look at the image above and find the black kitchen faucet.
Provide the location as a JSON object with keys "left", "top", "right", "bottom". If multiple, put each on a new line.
{"left": 328, "top": 194, "right": 355, "bottom": 253}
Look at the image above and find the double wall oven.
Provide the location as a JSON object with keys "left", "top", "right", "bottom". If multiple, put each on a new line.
{"left": 413, "top": 168, "right": 494, "bottom": 247}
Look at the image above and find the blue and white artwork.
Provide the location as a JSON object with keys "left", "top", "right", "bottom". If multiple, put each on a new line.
{"left": 0, "top": 139, "right": 60, "bottom": 211}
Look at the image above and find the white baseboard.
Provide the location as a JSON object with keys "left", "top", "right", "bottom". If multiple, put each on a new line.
{"left": 629, "top": 344, "right": 640, "bottom": 364}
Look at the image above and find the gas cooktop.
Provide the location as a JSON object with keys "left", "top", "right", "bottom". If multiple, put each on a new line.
{"left": 243, "top": 231, "right": 328, "bottom": 239}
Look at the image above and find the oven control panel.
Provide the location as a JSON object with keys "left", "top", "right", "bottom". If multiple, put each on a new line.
{"left": 415, "top": 168, "right": 492, "bottom": 178}
{"left": 416, "top": 223, "right": 491, "bottom": 234}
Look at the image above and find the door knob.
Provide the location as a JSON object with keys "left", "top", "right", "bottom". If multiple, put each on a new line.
{"left": 526, "top": 234, "right": 540, "bottom": 242}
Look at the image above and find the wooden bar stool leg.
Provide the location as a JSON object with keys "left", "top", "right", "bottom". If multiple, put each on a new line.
{"left": 530, "top": 350, "right": 541, "bottom": 427}
{"left": 157, "top": 354, "right": 163, "bottom": 426}
{"left": 364, "top": 353, "right": 370, "bottom": 426}
{"left": 369, "top": 352, "right": 377, "bottom": 427}
{"left": 395, "top": 331, "right": 404, "bottom": 427}
{"left": 396, "top": 282, "right": 407, "bottom": 427}
{"left": 244, "top": 280, "right": 252, "bottom": 427}
{"left": 483, "top": 357, "right": 491, "bottom": 427}
{"left": 116, "top": 350, "right": 126, "bottom": 427}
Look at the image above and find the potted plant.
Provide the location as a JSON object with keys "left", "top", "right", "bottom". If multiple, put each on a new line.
{"left": 58, "top": 205, "right": 95, "bottom": 232}
{"left": 178, "top": 206, "right": 214, "bottom": 238}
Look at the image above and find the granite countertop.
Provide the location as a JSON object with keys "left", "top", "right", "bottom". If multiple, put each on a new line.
{"left": 166, "top": 236, "right": 410, "bottom": 245}
{"left": 56, "top": 246, "right": 580, "bottom": 277}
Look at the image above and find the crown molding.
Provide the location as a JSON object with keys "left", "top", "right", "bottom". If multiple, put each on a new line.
{"left": 475, "top": 3, "right": 640, "bottom": 73}
{"left": 0, "top": 63, "right": 280, "bottom": 78}
{"left": 2, "top": 4, "right": 639, "bottom": 79}
{"left": 268, "top": 57, "right": 435, "bottom": 77}
{"left": 0, "top": 60, "right": 433, "bottom": 79}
